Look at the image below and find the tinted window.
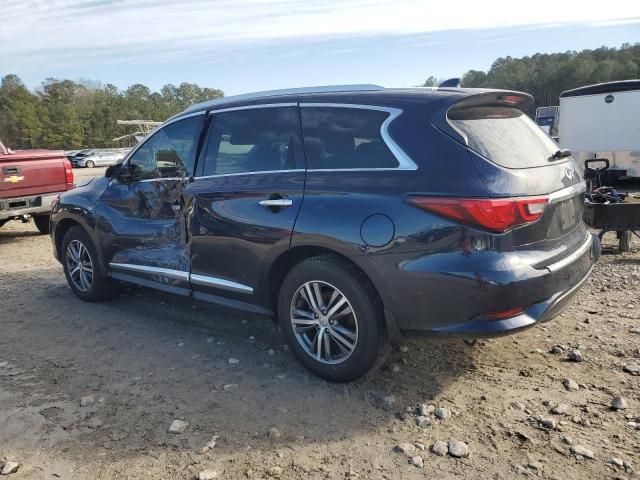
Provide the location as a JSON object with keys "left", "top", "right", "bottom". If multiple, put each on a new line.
{"left": 201, "top": 107, "right": 302, "bottom": 176}
{"left": 300, "top": 107, "right": 399, "bottom": 169}
{"left": 448, "top": 106, "right": 560, "bottom": 168}
{"left": 129, "top": 116, "right": 202, "bottom": 181}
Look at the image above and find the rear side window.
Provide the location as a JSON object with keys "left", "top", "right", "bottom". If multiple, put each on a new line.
{"left": 448, "top": 106, "right": 559, "bottom": 169}
{"left": 201, "top": 107, "right": 302, "bottom": 176}
{"left": 301, "top": 107, "right": 399, "bottom": 169}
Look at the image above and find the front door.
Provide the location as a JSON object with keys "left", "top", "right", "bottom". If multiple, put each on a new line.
{"left": 184, "top": 105, "right": 306, "bottom": 308}
{"left": 98, "top": 113, "right": 204, "bottom": 291}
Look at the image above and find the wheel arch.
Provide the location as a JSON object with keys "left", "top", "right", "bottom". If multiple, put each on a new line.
{"left": 266, "top": 245, "right": 402, "bottom": 343}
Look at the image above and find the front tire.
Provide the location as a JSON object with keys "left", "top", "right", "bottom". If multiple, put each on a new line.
{"left": 33, "top": 214, "right": 50, "bottom": 234}
{"left": 85, "top": 160, "right": 95, "bottom": 168}
{"left": 278, "top": 255, "right": 388, "bottom": 382}
{"left": 61, "top": 226, "right": 119, "bottom": 302}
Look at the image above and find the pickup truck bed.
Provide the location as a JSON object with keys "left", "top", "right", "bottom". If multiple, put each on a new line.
{"left": 0, "top": 144, "right": 73, "bottom": 233}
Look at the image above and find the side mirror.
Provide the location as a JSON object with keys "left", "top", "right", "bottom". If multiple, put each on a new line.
{"left": 106, "top": 163, "right": 133, "bottom": 182}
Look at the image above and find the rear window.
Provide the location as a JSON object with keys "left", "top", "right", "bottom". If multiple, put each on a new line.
{"left": 448, "top": 106, "right": 559, "bottom": 168}
{"left": 300, "top": 107, "right": 399, "bottom": 169}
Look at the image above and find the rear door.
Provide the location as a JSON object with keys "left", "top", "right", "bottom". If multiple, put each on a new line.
{"left": 99, "top": 113, "right": 204, "bottom": 290}
{"left": 184, "top": 104, "right": 306, "bottom": 306}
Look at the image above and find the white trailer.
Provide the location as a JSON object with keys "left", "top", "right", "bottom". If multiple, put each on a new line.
{"left": 558, "top": 80, "right": 640, "bottom": 179}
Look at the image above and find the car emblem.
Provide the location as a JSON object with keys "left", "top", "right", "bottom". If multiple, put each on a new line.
{"left": 565, "top": 166, "right": 574, "bottom": 180}
{"left": 3, "top": 175, "right": 24, "bottom": 183}
{"left": 605, "top": 94, "right": 614, "bottom": 103}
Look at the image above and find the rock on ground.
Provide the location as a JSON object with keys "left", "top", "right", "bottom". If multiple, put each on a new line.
{"left": 410, "top": 456, "right": 424, "bottom": 468}
{"left": 168, "top": 419, "right": 188, "bottom": 434}
{"left": 448, "top": 441, "right": 469, "bottom": 458}
{"left": 611, "top": 396, "right": 627, "bottom": 410}
{"left": 623, "top": 363, "right": 639, "bottom": 375}
{"left": 434, "top": 407, "right": 451, "bottom": 419}
{"left": 198, "top": 470, "right": 218, "bottom": 480}
{"left": 79, "top": 395, "right": 95, "bottom": 407}
{"left": 563, "top": 378, "right": 579, "bottom": 391}
{"left": 570, "top": 445, "right": 594, "bottom": 459}
{"left": 431, "top": 441, "right": 448, "bottom": 456}
{"left": 567, "top": 350, "right": 584, "bottom": 362}
{"left": 395, "top": 443, "right": 416, "bottom": 455}
{"left": 1, "top": 462, "right": 19, "bottom": 475}
{"left": 416, "top": 416, "right": 431, "bottom": 427}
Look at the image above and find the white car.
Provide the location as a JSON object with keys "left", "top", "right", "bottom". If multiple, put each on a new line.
{"left": 74, "top": 150, "right": 123, "bottom": 168}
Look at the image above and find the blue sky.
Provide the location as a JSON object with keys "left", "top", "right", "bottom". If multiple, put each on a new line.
{"left": 1, "top": 1, "right": 639, "bottom": 95}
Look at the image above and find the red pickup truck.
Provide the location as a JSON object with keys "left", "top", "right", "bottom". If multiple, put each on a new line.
{"left": 0, "top": 139, "right": 74, "bottom": 234}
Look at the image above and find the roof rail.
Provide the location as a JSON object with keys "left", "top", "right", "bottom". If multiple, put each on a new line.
{"left": 185, "top": 84, "right": 385, "bottom": 112}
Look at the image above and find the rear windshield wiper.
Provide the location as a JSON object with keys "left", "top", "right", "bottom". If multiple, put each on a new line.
{"left": 550, "top": 149, "right": 572, "bottom": 161}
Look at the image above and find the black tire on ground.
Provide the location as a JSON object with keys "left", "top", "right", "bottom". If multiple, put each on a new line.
{"left": 61, "top": 226, "right": 119, "bottom": 302}
{"left": 86, "top": 160, "right": 95, "bottom": 168}
{"left": 33, "top": 214, "right": 51, "bottom": 234}
{"left": 620, "top": 230, "right": 632, "bottom": 252}
{"left": 278, "top": 255, "right": 389, "bottom": 382}
{"left": 0, "top": 219, "right": 7, "bottom": 229}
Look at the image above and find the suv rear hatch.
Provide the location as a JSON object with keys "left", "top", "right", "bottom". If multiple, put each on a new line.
{"left": 427, "top": 91, "right": 586, "bottom": 253}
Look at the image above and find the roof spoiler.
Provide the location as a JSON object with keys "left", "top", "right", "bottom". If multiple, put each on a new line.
{"left": 439, "top": 78, "right": 461, "bottom": 88}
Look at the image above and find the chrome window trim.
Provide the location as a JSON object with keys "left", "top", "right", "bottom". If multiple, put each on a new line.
{"left": 109, "top": 263, "right": 189, "bottom": 281}
{"left": 209, "top": 103, "right": 297, "bottom": 114}
{"left": 544, "top": 232, "right": 592, "bottom": 273}
{"left": 299, "top": 103, "right": 418, "bottom": 171}
{"left": 190, "top": 274, "right": 253, "bottom": 294}
{"left": 548, "top": 182, "right": 586, "bottom": 203}
{"left": 184, "top": 84, "right": 385, "bottom": 113}
{"left": 194, "top": 169, "right": 304, "bottom": 180}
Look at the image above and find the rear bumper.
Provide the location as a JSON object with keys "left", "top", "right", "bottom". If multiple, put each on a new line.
{"left": 367, "top": 230, "right": 599, "bottom": 338}
{"left": 406, "top": 261, "right": 593, "bottom": 338}
{"left": 0, "top": 192, "right": 60, "bottom": 220}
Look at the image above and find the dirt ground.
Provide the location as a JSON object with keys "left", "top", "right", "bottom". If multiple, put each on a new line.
{"left": 1, "top": 210, "right": 639, "bottom": 479}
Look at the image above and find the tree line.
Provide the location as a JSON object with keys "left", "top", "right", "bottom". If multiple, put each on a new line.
{"left": 0, "top": 75, "right": 223, "bottom": 150}
{"left": 427, "top": 43, "right": 640, "bottom": 113}
{"left": 1, "top": 43, "right": 638, "bottom": 150}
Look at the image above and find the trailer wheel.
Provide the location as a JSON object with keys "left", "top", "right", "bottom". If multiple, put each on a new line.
{"left": 619, "top": 230, "right": 632, "bottom": 252}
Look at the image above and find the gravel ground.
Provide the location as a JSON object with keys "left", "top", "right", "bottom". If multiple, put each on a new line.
{"left": 0, "top": 216, "right": 639, "bottom": 479}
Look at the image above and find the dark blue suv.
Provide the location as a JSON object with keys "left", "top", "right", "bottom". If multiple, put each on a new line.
{"left": 51, "top": 85, "right": 599, "bottom": 382}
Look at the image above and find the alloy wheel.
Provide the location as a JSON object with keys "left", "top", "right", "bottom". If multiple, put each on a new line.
{"left": 290, "top": 281, "right": 359, "bottom": 364}
{"left": 65, "top": 239, "right": 94, "bottom": 292}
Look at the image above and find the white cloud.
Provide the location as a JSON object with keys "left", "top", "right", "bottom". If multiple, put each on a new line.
{"left": 1, "top": 0, "right": 639, "bottom": 70}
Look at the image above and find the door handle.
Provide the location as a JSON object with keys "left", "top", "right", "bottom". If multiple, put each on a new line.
{"left": 259, "top": 199, "right": 293, "bottom": 207}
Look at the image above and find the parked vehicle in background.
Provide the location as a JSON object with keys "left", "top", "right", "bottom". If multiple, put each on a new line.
{"left": 50, "top": 84, "right": 599, "bottom": 382}
{"left": 72, "top": 150, "right": 123, "bottom": 168}
{"left": 1, "top": 138, "right": 74, "bottom": 233}
{"left": 559, "top": 79, "right": 640, "bottom": 181}
{"left": 534, "top": 105, "right": 559, "bottom": 139}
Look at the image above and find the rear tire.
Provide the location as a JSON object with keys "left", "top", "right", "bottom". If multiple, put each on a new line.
{"left": 278, "top": 255, "right": 388, "bottom": 382}
{"left": 33, "top": 214, "right": 51, "bottom": 234}
{"left": 61, "top": 226, "right": 119, "bottom": 302}
{"left": 620, "top": 230, "right": 632, "bottom": 252}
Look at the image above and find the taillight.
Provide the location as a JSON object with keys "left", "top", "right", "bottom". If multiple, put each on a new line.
{"left": 64, "top": 159, "right": 74, "bottom": 189}
{"left": 407, "top": 196, "right": 548, "bottom": 233}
